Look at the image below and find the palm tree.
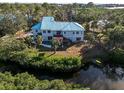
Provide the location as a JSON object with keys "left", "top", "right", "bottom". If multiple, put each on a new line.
{"left": 51, "top": 39, "right": 60, "bottom": 53}
{"left": 86, "top": 32, "right": 96, "bottom": 47}
{"left": 36, "top": 35, "right": 42, "bottom": 48}
{"left": 25, "top": 36, "right": 33, "bottom": 47}
{"left": 91, "top": 20, "right": 97, "bottom": 32}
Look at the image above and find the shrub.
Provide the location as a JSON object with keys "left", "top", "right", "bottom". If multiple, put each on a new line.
{"left": 0, "top": 36, "right": 82, "bottom": 72}
{"left": 43, "top": 56, "right": 82, "bottom": 71}
{"left": 0, "top": 36, "right": 27, "bottom": 60}
{"left": 109, "top": 48, "right": 124, "bottom": 64}
{"left": 0, "top": 72, "right": 87, "bottom": 90}
{"left": 10, "top": 50, "right": 82, "bottom": 72}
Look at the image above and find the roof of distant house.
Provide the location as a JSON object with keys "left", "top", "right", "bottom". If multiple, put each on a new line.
{"left": 32, "top": 16, "right": 85, "bottom": 31}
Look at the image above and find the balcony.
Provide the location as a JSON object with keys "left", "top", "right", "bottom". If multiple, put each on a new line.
{"left": 53, "top": 31, "right": 63, "bottom": 37}
{"left": 54, "top": 34, "right": 63, "bottom": 37}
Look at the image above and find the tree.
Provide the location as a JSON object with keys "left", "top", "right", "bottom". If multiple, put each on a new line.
{"left": 0, "top": 72, "right": 84, "bottom": 90}
{"left": 0, "top": 15, "right": 17, "bottom": 37}
{"left": 85, "top": 22, "right": 90, "bottom": 31}
{"left": 108, "top": 26, "right": 124, "bottom": 48}
{"left": 49, "top": 5, "right": 57, "bottom": 16}
{"left": 91, "top": 20, "right": 97, "bottom": 32}
{"left": 0, "top": 36, "right": 27, "bottom": 60}
{"left": 36, "top": 35, "right": 42, "bottom": 48}
{"left": 109, "top": 48, "right": 124, "bottom": 64}
{"left": 15, "top": 13, "right": 29, "bottom": 31}
{"left": 51, "top": 39, "right": 60, "bottom": 53}
{"left": 25, "top": 36, "right": 33, "bottom": 47}
{"left": 86, "top": 32, "right": 96, "bottom": 47}
{"left": 42, "top": 3, "right": 50, "bottom": 16}
{"left": 0, "top": 14, "right": 28, "bottom": 37}
{"left": 86, "top": 2, "right": 95, "bottom": 7}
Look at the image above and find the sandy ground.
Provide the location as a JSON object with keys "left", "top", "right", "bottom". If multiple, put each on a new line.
{"left": 42, "top": 42, "right": 88, "bottom": 57}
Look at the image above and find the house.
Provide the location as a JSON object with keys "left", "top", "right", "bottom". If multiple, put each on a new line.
{"left": 97, "top": 20, "right": 110, "bottom": 28}
{"left": 31, "top": 16, "right": 85, "bottom": 43}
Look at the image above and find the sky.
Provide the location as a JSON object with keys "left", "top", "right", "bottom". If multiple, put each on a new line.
{"left": 0, "top": 0, "right": 124, "bottom": 4}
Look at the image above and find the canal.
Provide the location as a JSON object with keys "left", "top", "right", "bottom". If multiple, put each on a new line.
{"left": 1, "top": 62, "right": 124, "bottom": 90}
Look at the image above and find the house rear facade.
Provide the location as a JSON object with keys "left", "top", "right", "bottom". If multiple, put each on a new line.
{"left": 31, "top": 16, "right": 85, "bottom": 42}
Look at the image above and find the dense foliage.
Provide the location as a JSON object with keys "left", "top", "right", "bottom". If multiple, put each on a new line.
{"left": 10, "top": 49, "right": 82, "bottom": 72}
{"left": 0, "top": 14, "right": 28, "bottom": 37}
{"left": 0, "top": 36, "right": 82, "bottom": 72}
{"left": 109, "top": 48, "right": 124, "bottom": 64}
{"left": 0, "top": 72, "right": 86, "bottom": 90}
{"left": 0, "top": 3, "right": 124, "bottom": 90}
{"left": 108, "top": 26, "right": 124, "bottom": 48}
{"left": 0, "top": 3, "right": 124, "bottom": 30}
{"left": 0, "top": 36, "right": 27, "bottom": 60}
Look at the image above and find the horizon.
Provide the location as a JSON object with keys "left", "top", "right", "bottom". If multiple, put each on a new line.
{"left": 0, "top": 0, "right": 124, "bottom": 4}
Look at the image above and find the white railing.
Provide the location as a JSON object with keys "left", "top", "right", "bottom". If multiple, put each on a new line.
{"left": 41, "top": 44, "right": 52, "bottom": 48}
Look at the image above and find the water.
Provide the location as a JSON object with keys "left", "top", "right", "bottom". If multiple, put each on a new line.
{"left": 32, "top": 63, "right": 124, "bottom": 89}
{"left": 66, "top": 64, "right": 124, "bottom": 89}
{"left": 105, "top": 7, "right": 124, "bottom": 9}
{"left": 1, "top": 62, "right": 124, "bottom": 89}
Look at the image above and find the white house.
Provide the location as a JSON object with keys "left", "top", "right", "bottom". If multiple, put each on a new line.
{"left": 31, "top": 16, "right": 85, "bottom": 43}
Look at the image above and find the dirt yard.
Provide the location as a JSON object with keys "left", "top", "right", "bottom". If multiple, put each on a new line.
{"left": 42, "top": 42, "right": 88, "bottom": 57}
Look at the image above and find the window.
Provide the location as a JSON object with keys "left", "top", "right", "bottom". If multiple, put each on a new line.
{"left": 76, "top": 37, "right": 81, "bottom": 41}
{"left": 38, "top": 33, "right": 42, "bottom": 35}
{"left": 64, "top": 32, "right": 66, "bottom": 34}
{"left": 76, "top": 32, "right": 79, "bottom": 34}
{"left": 43, "top": 30, "right": 46, "bottom": 33}
{"left": 48, "top": 30, "right": 51, "bottom": 33}
{"left": 56, "top": 31, "right": 61, "bottom": 35}
{"left": 73, "top": 32, "right": 75, "bottom": 34}
{"left": 48, "top": 36, "right": 52, "bottom": 40}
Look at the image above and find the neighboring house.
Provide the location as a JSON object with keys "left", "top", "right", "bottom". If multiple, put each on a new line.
{"left": 97, "top": 20, "right": 110, "bottom": 28}
{"left": 31, "top": 16, "right": 85, "bottom": 43}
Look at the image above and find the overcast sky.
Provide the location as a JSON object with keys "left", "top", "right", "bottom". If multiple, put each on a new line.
{"left": 0, "top": 0, "right": 124, "bottom": 4}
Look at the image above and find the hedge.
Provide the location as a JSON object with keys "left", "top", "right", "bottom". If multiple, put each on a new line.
{"left": 1, "top": 49, "right": 82, "bottom": 72}
{"left": 109, "top": 48, "right": 124, "bottom": 64}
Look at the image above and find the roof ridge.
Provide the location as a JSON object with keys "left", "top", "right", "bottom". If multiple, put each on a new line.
{"left": 73, "top": 22, "right": 85, "bottom": 30}
{"left": 60, "top": 22, "right": 72, "bottom": 30}
{"left": 54, "top": 21, "right": 76, "bottom": 23}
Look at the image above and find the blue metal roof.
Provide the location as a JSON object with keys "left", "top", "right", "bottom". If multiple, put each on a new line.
{"left": 31, "top": 23, "right": 41, "bottom": 30}
{"left": 32, "top": 16, "right": 85, "bottom": 31}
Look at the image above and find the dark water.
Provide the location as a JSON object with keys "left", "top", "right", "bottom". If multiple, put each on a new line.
{"left": 1, "top": 63, "right": 124, "bottom": 90}
{"left": 66, "top": 64, "right": 124, "bottom": 90}
{"left": 29, "top": 63, "right": 124, "bottom": 90}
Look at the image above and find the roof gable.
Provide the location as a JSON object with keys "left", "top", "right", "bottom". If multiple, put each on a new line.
{"left": 31, "top": 23, "right": 41, "bottom": 30}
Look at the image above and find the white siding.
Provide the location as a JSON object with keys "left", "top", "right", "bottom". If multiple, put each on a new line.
{"left": 62, "top": 31, "right": 84, "bottom": 42}
{"left": 32, "top": 30, "right": 41, "bottom": 36}
{"left": 41, "top": 30, "right": 54, "bottom": 41}
{"left": 41, "top": 30, "right": 84, "bottom": 42}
